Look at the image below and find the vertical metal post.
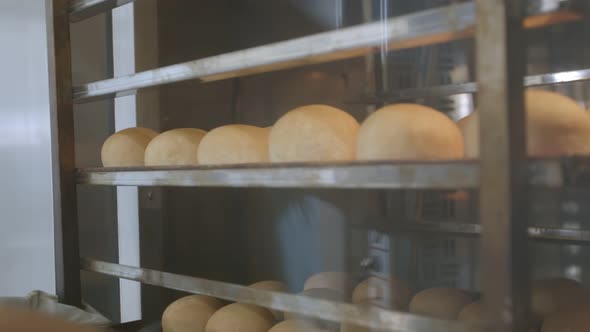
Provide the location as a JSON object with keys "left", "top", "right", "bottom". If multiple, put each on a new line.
{"left": 49, "top": 0, "right": 82, "bottom": 306}
{"left": 476, "top": 1, "right": 529, "bottom": 331}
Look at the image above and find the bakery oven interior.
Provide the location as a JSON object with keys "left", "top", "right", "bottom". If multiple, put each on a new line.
{"left": 68, "top": 0, "right": 590, "bottom": 330}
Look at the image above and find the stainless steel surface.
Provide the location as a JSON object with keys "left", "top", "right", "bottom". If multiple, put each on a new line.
{"left": 0, "top": 0, "right": 58, "bottom": 298}
{"left": 71, "top": 1, "right": 582, "bottom": 103}
{"left": 69, "top": 0, "right": 136, "bottom": 22}
{"left": 81, "top": 258, "right": 473, "bottom": 332}
{"left": 50, "top": 0, "right": 82, "bottom": 307}
{"left": 77, "top": 162, "right": 479, "bottom": 189}
{"left": 75, "top": 159, "right": 576, "bottom": 188}
{"left": 476, "top": 0, "right": 529, "bottom": 331}
{"left": 52, "top": 0, "right": 590, "bottom": 329}
{"left": 352, "top": 68, "right": 590, "bottom": 103}
{"left": 389, "top": 221, "right": 590, "bottom": 244}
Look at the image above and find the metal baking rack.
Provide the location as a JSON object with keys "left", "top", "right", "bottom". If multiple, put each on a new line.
{"left": 52, "top": 0, "right": 590, "bottom": 331}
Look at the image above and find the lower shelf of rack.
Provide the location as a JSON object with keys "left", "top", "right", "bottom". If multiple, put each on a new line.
{"left": 81, "top": 258, "right": 471, "bottom": 332}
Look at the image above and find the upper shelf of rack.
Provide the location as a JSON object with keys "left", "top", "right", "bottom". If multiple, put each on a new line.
{"left": 70, "top": 1, "right": 583, "bottom": 103}
{"left": 75, "top": 158, "right": 590, "bottom": 189}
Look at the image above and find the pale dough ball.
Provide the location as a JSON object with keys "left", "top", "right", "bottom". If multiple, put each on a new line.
{"left": 144, "top": 128, "right": 207, "bottom": 166}
{"left": 197, "top": 125, "right": 270, "bottom": 165}
{"left": 285, "top": 288, "right": 346, "bottom": 331}
{"left": 532, "top": 278, "right": 586, "bottom": 323}
{"left": 357, "top": 104, "right": 464, "bottom": 160}
{"left": 340, "top": 301, "right": 390, "bottom": 332}
{"left": 101, "top": 127, "right": 158, "bottom": 167}
{"left": 409, "top": 287, "right": 472, "bottom": 320}
{"left": 457, "top": 301, "right": 484, "bottom": 332}
{"left": 341, "top": 323, "right": 370, "bottom": 332}
{"left": 269, "top": 105, "right": 359, "bottom": 162}
{"left": 249, "top": 280, "right": 288, "bottom": 320}
{"left": 460, "top": 90, "right": 590, "bottom": 158}
{"left": 249, "top": 280, "right": 287, "bottom": 292}
{"left": 205, "top": 303, "right": 274, "bottom": 332}
{"left": 340, "top": 305, "right": 373, "bottom": 332}
{"left": 162, "top": 295, "right": 224, "bottom": 332}
{"left": 457, "top": 301, "right": 483, "bottom": 323}
{"left": 303, "top": 272, "right": 351, "bottom": 294}
{"left": 542, "top": 305, "right": 590, "bottom": 332}
{"left": 0, "top": 308, "right": 99, "bottom": 332}
{"left": 351, "top": 277, "right": 413, "bottom": 311}
{"left": 457, "top": 113, "right": 478, "bottom": 159}
{"left": 269, "top": 320, "right": 330, "bottom": 332}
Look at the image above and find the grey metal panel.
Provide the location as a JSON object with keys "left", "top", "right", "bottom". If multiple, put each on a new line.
{"left": 0, "top": 0, "right": 57, "bottom": 298}
{"left": 82, "top": 258, "right": 473, "bottom": 332}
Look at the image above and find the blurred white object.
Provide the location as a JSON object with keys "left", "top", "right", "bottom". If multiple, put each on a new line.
{"left": 0, "top": 291, "right": 111, "bottom": 328}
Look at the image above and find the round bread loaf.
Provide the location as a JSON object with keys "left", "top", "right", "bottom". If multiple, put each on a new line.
{"left": 197, "top": 125, "right": 269, "bottom": 165}
{"left": 542, "top": 305, "right": 590, "bottom": 332}
{"left": 303, "top": 272, "right": 351, "bottom": 294}
{"left": 409, "top": 287, "right": 472, "bottom": 320}
{"left": 457, "top": 112, "right": 478, "bottom": 159}
{"left": 249, "top": 280, "right": 287, "bottom": 292}
{"left": 458, "top": 301, "right": 483, "bottom": 323}
{"left": 162, "top": 295, "right": 224, "bottom": 332}
{"left": 269, "top": 105, "right": 359, "bottom": 162}
{"left": 284, "top": 288, "right": 346, "bottom": 330}
{"left": 351, "top": 277, "right": 413, "bottom": 310}
{"left": 269, "top": 319, "right": 330, "bottom": 332}
{"left": 249, "top": 280, "right": 288, "bottom": 320}
{"left": 144, "top": 128, "right": 207, "bottom": 166}
{"left": 457, "top": 301, "right": 485, "bottom": 332}
{"left": 101, "top": 127, "right": 158, "bottom": 167}
{"left": 0, "top": 308, "right": 99, "bottom": 332}
{"left": 341, "top": 323, "right": 370, "bottom": 332}
{"left": 460, "top": 90, "right": 590, "bottom": 158}
{"left": 357, "top": 104, "right": 464, "bottom": 160}
{"left": 205, "top": 303, "right": 274, "bottom": 332}
{"left": 532, "top": 278, "right": 586, "bottom": 323}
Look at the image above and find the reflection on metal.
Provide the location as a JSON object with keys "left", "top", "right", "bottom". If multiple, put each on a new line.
{"left": 389, "top": 221, "right": 590, "bottom": 244}
{"left": 81, "top": 258, "right": 472, "bottom": 332}
{"left": 352, "top": 69, "right": 590, "bottom": 103}
{"left": 77, "top": 161, "right": 479, "bottom": 189}
{"left": 68, "top": 0, "right": 136, "bottom": 22}
{"left": 75, "top": 159, "right": 585, "bottom": 188}
{"left": 71, "top": 1, "right": 582, "bottom": 102}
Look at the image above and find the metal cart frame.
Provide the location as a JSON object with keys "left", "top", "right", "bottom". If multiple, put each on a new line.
{"left": 50, "top": 0, "right": 589, "bottom": 331}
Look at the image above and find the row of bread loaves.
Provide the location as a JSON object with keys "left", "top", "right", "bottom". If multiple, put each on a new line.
{"left": 101, "top": 89, "right": 590, "bottom": 167}
{"left": 157, "top": 273, "right": 590, "bottom": 332}
{"left": 100, "top": 103, "right": 463, "bottom": 167}
{"left": 160, "top": 272, "right": 414, "bottom": 332}
{"left": 101, "top": 125, "right": 270, "bottom": 167}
